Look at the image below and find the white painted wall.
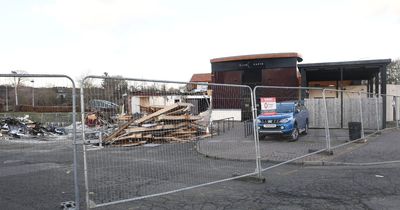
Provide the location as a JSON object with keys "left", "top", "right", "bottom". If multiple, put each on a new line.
{"left": 386, "top": 84, "right": 400, "bottom": 121}
{"left": 149, "top": 96, "right": 181, "bottom": 106}
{"left": 211, "top": 109, "right": 241, "bottom": 121}
{"left": 131, "top": 96, "right": 140, "bottom": 114}
{"left": 130, "top": 95, "right": 182, "bottom": 113}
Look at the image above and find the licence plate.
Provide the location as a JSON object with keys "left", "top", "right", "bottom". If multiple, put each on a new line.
{"left": 263, "top": 124, "right": 276, "bottom": 128}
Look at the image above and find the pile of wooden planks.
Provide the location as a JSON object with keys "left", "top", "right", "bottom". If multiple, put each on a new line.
{"left": 104, "top": 103, "right": 206, "bottom": 146}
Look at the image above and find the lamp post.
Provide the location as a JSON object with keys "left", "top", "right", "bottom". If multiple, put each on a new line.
{"left": 31, "top": 80, "right": 35, "bottom": 107}
{"left": 11, "top": 71, "right": 18, "bottom": 106}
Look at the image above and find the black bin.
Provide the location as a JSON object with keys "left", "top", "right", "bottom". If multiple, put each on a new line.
{"left": 348, "top": 122, "right": 361, "bottom": 140}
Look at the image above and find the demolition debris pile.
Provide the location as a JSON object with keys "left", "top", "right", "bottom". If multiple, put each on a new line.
{"left": 0, "top": 116, "right": 66, "bottom": 139}
{"left": 103, "top": 103, "right": 207, "bottom": 146}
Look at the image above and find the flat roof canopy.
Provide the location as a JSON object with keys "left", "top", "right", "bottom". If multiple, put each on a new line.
{"left": 299, "top": 58, "right": 392, "bottom": 129}
{"left": 299, "top": 59, "right": 391, "bottom": 81}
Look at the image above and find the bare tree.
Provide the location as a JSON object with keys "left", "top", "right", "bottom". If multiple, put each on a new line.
{"left": 387, "top": 59, "right": 400, "bottom": 84}
{"left": 101, "top": 72, "right": 128, "bottom": 97}
{"left": 77, "top": 70, "right": 96, "bottom": 89}
{"left": 10, "top": 70, "right": 28, "bottom": 87}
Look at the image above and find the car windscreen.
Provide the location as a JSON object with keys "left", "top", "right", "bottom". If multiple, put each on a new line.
{"left": 276, "top": 103, "right": 294, "bottom": 113}
{"left": 261, "top": 103, "right": 294, "bottom": 114}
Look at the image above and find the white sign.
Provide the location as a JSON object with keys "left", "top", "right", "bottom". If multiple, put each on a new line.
{"left": 261, "top": 97, "right": 276, "bottom": 111}
{"left": 197, "top": 84, "right": 208, "bottom": 91}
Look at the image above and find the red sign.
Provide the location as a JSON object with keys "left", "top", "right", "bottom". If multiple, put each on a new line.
{"left": 260, "top": 97, "right": 276, "bottom": 111}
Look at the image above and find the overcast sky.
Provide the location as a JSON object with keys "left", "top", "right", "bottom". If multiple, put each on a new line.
{"left": 1, "top": 0, "right": 399, "bottom": 83}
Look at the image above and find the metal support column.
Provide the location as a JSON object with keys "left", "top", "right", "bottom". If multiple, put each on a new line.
{"left": 380, "top": 67, "right": 387, "bottom": 129}
{"left": 340, "top": 68, "right": 344, "bottom": 128}
{"left": 375, "top": 93, "right": 380, "bottom": 131}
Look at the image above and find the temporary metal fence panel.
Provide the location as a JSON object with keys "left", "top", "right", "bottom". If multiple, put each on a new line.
{"left": 316, "top": 89, "right": 400, "bottom": 163}
{"left": 80, "top": 76, "right": 258, "bottom": 208}
{"left": 252, "top": 86, "right": 400, "bottom": 173}
{"left": 305, "top": 97, "right": 341, "bottom": 129}
{"left": 360, "top": 92, "right": 381, "bottom": 130}
{"left": 376, "top": 94, "right": 384, "bottom": 130}
{"left": 253, "top": 86, "right": 331, "bottom": 167}
{"left": 305, "top": 91, "right": 384, "bottom": 130}
{"left": 322, "top": 89, "right": 365, "bottom": 148}
{"left": 0, "top": 74, "right": 79, "bottom": 209}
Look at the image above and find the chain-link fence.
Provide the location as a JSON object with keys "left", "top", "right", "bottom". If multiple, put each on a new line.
{"left": 251, "top": 86, "right": 400, "bottom": 173}
{"left": 80, "top": 76, "right": 259, "bottom": 208}
{"left": 0, "top": 74, "right": 79, "bottom": 209}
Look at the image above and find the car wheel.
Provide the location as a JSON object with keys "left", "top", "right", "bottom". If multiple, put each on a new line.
{"left": 303, "top": 121, "right": 309, "bottom": 135}
{"left": 289, "top": 125, "right": 299, "bottom": 141}
{"left": 258, "top": 132, "right": 265, "bottom": 139}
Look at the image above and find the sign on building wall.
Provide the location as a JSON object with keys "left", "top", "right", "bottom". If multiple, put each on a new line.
{"left": 260, "top": 97, "right": 276, "bottom": 111}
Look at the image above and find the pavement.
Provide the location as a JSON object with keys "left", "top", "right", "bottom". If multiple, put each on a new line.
{"left": 323, "top": 128, "right": 400, "bottom": 165}
{"left": 197, "top": 125, "right": 377, "bottom": 163}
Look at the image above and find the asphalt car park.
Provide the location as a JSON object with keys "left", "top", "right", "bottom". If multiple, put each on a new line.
{"left": 0, "top": 129, "right": 399, "bottom": 210}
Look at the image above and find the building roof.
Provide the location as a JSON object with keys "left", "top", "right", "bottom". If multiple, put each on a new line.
{"left": 190, "top": 73, "right": 212, "bottom": 83}
{"left": 210, "top": 52, "right": 303, "bottom": 63}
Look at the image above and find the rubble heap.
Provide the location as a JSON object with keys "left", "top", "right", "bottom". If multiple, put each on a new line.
{"left": 104, "top": 103, "right": 207, "bottom": 146}
{"left": 0, "top": 115, "right": 66, "bottom": 139}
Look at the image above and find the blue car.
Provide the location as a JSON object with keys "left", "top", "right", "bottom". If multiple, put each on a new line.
{"left": 257, "top": 101, "right": 309, "bottom": 141}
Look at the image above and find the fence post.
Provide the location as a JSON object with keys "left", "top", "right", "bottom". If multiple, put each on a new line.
{"left": 80, "top": 82, "right": 91, "bottom": 209}
{"left": 252, "top": 87, "right": 262, "bottom": 179}
{"left": 396, "top": 96, "right": 399, "bottom": 128}
{"left": 70, "top": 79, "right": 80, "bottom": 210}
{"left": 358, "top": 92, "right": 365, "bottom": 139}
{"left": 322, "top": 89, "right": 331, "bottom": 153}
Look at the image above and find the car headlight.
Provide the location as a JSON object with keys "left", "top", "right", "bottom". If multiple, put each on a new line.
{"left": 279, "top": 118, "right": 290, "bottom": 123}
{"left": 256, "top": 118, "right": 261, "bottom": 123}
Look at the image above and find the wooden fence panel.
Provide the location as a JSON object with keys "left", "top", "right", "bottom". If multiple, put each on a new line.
{"left": 305, "top": 97, "right": 380, "bottom": 129}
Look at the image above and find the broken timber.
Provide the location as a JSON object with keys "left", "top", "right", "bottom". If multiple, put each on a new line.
{"left": 103, "top": 103, "right": 209, "bottom": 146}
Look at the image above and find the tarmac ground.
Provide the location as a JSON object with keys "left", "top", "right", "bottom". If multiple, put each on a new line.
{"left": 0, "top": 128, "right": 399, "bottom": 210}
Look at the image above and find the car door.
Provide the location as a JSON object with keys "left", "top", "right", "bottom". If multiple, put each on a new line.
{"left": 295, "top": 104, "right": 306, "bottom": 129}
